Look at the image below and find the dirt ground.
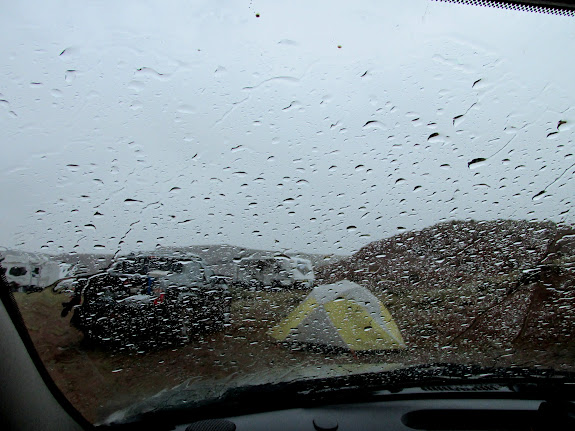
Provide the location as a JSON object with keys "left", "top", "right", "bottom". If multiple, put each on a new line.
{"left": 14, "top": 288, "right": 402, "bottom": 422}
{"left": 13, "top": 280, "right": 575, "bottom": 423}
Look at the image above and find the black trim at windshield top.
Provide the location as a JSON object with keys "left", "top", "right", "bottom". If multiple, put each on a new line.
{"left": 435, "top": 0, "right": 575, "bottom": 15}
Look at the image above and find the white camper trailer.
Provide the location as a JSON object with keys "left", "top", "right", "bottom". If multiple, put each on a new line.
{"left": 234, "top": 255, "right": 314, "bottom": 289}
{"left": 0, "top": 250, "right": 71, "bottom": 292}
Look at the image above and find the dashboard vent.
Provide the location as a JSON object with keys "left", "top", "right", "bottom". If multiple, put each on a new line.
{"left": 421, "top": 384, "right": 501, "bottom": 391}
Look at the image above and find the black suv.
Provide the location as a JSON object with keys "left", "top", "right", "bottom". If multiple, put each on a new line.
{"left": 62, "top": 253, "right": 231, "bottom": 350}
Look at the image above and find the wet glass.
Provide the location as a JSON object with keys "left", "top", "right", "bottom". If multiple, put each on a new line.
{"left": 1, "top": 0, "right": 574, "bottom": 424}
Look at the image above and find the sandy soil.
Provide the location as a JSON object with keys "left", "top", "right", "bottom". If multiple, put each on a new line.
{"left": 14, "top": 288, "right": 389, "bottom": 422}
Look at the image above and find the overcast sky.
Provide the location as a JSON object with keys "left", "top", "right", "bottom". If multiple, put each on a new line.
{"left": 1, "top": 0, "right": 574, "bottom": 256}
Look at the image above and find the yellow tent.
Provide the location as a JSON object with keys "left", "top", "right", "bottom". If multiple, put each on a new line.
{"left": 270, "top": 280, "right": 406, "bottom": 351}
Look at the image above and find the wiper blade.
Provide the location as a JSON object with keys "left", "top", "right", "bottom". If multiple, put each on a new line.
{"left": 99, "top": 363, "right": 575, "bottom": 429}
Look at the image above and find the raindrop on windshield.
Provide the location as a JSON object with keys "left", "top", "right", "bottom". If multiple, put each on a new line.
{"left": 363, "top": 120, "right": 383, "bottom": 129}
{"left": 468, "top": 158, "right": 487, "bottom": 169}
{"left": 532, "top": 190, "right": 546, "bottom": 201}
{"left": 65, "top": 70, "right": 77, "bottom": 83}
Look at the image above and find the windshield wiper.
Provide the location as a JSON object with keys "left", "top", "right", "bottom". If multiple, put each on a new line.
{"left": 98, "top": 363, "right": 575, "bottom": 429}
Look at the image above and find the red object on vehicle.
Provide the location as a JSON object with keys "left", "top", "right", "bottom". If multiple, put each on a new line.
{"left": 153, "top": 293, "right": 165, "bottom": 305}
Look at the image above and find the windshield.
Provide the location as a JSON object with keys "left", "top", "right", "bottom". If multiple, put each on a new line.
{"left": 1, "top": 0, "right": 575, "bottom": 424}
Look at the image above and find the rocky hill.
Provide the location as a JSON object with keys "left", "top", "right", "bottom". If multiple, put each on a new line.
{"left": 316, "top": 219, "right": 575, "bottom": 367}
{"left": 317, "top": 219, "right": 574, "bottom": 292}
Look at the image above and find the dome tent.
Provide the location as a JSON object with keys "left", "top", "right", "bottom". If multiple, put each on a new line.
{"left": 270, "top": 280, "right": 406, "bottom": 352}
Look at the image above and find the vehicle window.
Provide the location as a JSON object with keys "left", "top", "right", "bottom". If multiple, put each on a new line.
{"left": 297, "top": 263, "right": 310, "bottom": 275}
{"left": 1, "top": 0, "right": 574, "bottom": 425}
{"left": 171, "top": 261, "right": 184, "bottom": 273}
{"left": 186, "top": 260, "right": 204, "bottom": 282}
{"left": 203, "top": 266, "right": 215, "bottom": 280}
{"left": 9, "top": 267, "right": 27, "bottom": 277}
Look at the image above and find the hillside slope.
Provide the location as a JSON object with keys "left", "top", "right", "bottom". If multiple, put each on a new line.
{"left": 316, "top": 220, "right": 575, "bottom": 366}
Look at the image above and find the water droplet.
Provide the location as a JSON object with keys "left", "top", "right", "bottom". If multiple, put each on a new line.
{"left": 468, "top": 158, "right": 486, "bottom": 169}
{"left": 59, "top": 47, "right": 79, "bottom": 60}
{"left": 473, "top": 183, "right": 490, "bottom": 189}
{"left": 129, "top": 101, "right": 142, "bottom": 111}
{"left": 278, "top": 39, "right": 298, "bottom": 46}
{"left": 65, "top": 70, "right": 77, "bottom": 83}
{"left": 363, "top": 120, "right": 383, "bottom": 129}
{"left": 428, "top": 132, "right": 440, "bottom": 141}
{"left": 135, "top": 67, "right": 167, "bottom": 80}
{"left": 532, "top": 190, "right": 546, "bottom": 201}
{"left": 282, "top": 101, "right": 301, "bottom": 111}
{"left": 177, "top": 104, "right": 195, "bottom": 114}
{"left": 128, "top": 80, "right": 145, "bottom": 92}
{"left": 214, "top": 66, "right": 227, "bottom": 77}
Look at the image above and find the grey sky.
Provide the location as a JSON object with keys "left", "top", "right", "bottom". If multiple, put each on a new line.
{"left": 1, "top": 0, "right": 574, "bottom": 255}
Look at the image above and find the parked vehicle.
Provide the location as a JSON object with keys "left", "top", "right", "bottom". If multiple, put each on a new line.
{"left": 0, "top": 249, "right": 72, "bottom": 292}
{"left": 62, "top": 253, "right": 231, "bottom": 350}
{"left": 233, "top": 255, "right": 314, "bottom": 290}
